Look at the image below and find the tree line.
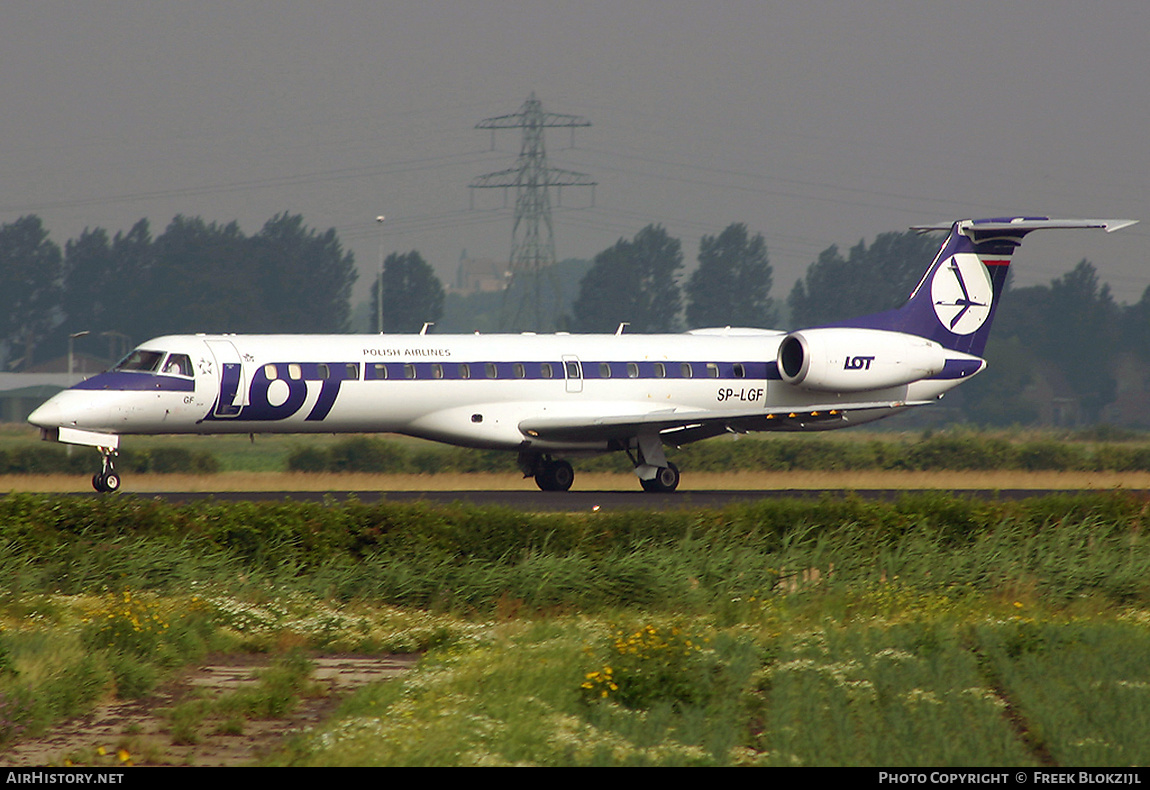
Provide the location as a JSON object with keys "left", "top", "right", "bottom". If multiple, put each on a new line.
{"left": 0, "top": 213, "right": 357, "bottom": 369}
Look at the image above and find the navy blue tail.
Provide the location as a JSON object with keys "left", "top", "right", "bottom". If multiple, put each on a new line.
{"left": 830, "top": 217, "right": 1134, "bottom": 357}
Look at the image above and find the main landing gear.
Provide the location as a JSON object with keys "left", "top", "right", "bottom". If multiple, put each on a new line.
{"left": 520, "top": 439, "right": 681, "bottom": 494}
{"left": 639, "top": 462, "right": 680, "bottom": 493}
{"left": 628, "top": 433, "right": 680, "bottom": 493}
{"left": 92, "top": 446, "right": 121, "bottom": 493}
{"left": 524, "top": 454, "right": 575, "bottom": 492}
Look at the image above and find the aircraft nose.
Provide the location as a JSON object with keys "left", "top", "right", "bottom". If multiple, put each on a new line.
{"left": 27, "top": 397, "right": 66, "bottom": 429}
{"left": 27, "top": 390, "right": 112, "bottom": 431}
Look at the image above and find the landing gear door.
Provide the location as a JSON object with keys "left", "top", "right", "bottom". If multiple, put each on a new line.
{"left": 205, "top": 339, "right": 246, "bottom": 418}
{"left": 563, "top": 355, "right": 583, "bottom": 394}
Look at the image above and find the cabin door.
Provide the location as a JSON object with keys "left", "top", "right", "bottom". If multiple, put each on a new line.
{"left": 205, "top": 340, "right": 246, "bottom": 418}
{"left": 562, "top": 355, "right": 583, "bottom": 394}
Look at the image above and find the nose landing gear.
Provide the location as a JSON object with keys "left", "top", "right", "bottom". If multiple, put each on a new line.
{"left": 92, "top": 446, "right": 121, "bottom": 493}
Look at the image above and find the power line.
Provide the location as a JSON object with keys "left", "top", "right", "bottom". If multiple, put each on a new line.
{"left": 469, "top": 93, "right": 595, "bottom": 331}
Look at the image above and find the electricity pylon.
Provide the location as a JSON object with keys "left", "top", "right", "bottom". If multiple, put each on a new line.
{"left": 470, "top": 93, "right": 595, "bottom": 331}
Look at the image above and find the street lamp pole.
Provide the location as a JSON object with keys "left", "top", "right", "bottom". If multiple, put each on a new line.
{"left": 376, "top": 215, "right": 386, "bottom": 334}
{"left": 68, "top": 331, "right": 90, "bottom": 385}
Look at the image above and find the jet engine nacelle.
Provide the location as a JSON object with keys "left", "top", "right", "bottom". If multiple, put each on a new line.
{"left": 777, "top": 328, "right": 947, "bottom": 392}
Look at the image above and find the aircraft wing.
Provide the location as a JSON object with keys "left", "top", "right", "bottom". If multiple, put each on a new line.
{"left": 518, "top": 399, "right": 932, "bottom": 444}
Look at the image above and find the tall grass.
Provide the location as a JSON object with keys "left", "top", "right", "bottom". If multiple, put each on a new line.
{"left": 3, "top": 491, "right": 1150, "bottom": 765}
{"left": 2, "top": 492, "right": 1149, "bottom": 610}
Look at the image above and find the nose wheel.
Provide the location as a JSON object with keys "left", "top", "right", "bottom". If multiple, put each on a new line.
{"left": 92, "top": 447, "right": 121, "bottom": 493}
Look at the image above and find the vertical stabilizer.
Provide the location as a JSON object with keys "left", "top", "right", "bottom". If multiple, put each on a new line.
{"left": 832, "top": 218, "right": 1136, "bottom": 356}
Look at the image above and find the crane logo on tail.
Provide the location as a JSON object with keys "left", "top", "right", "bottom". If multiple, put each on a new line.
{"left": 931, "top": 253, "right": 993, "bottom": 335}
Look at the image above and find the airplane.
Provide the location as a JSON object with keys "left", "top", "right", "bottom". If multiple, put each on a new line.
{"left": 27, "top": 217, "right": 1136, "bottom": 494}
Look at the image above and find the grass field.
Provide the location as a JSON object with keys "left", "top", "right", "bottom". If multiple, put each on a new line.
{"left": 2, "top": 492, "right": 1150, "bottom": 765}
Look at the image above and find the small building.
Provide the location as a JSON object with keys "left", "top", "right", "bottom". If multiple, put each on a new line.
{"left": 450, "top": 253, "right": 510, "bottom": 295}
{"left": 0, "top": 373, "right": 73, "bottom": 423}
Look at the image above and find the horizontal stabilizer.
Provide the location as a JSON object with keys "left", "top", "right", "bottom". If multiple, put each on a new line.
{"left": 912, "top": 218, "right": 1138, "bottom": 234}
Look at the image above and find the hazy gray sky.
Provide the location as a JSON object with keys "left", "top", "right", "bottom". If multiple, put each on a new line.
{"left": 2, "top": 0, "right": 1146, "bottom": 311}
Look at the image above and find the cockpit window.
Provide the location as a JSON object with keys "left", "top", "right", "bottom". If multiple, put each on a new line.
{"left": 114, "top": 349, "right": 165, "bottom": 373}
{"left": 162, "top": 353, "right": 194, "bottom": 377}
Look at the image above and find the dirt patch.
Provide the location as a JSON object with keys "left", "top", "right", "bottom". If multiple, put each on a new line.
{"left": 0, "top": 653, "right": 418, "bottom": 767}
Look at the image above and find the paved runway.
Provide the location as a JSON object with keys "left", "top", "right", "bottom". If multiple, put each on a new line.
{"left": 55, "top": 488, "right": 1087, "bottom": 510}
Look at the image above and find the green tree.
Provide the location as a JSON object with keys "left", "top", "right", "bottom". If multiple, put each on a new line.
{"left": 146, "top": 215, "right": 251, "bottom": 336}
{"left": 370, "top": 251, "right": 445, "bottom": 333}
{"left": 250, "top": 213, "right": 357, "bottom": 333}
{"left": 1120, "top": 283, "right": 1150, "bottom": 361}
{"left": 686, "top": 223, "right": 775, "bottom": 328}
{"left": 1043, "top": 260, "right": 1119, "bottom": 421}
{"left": 957, "top": 335, "right": 1039, "bottom": 426}
{"left": 572, "top": 225, "right": 683, "bottom": 333}
{"left": 787, "top": 230, "right": 936, "bottom": 328}
{"left": 0, "top": 215, "right": 62, "bottom": 369}
{"left": 61, "top": 220, "right": 154, "bottom": 343}
{"left": 61, "top": 227, "right": 117, "bottom": 335}
{"left": 962, "top": 261, "right": 1122, "bottom": 425}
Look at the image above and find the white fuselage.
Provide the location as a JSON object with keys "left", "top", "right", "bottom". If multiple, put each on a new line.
{"left": 29, "top": 329, "right": 975, "bottom": 455}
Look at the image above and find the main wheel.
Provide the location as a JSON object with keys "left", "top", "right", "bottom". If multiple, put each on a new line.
{"left": 534, "top": 459, "right": 574, "bottom": 492}
{"left": 640, "top": 463, "right": 680, "bottom": 493}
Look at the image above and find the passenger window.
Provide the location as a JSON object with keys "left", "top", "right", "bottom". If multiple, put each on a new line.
{"left": 706, "top": 363, "right": 719, "bottom": 378}
{"left": 404, "top": 364, "right": 416, "bottom": 379}
{"left": 681, "top": 363, "right": 693, "bottom": 378}
{"left": 599, "top": 363, "right": 611, "bottom": 378}
{"left": 372, "top": 363, "right": 388, "bottom": 380}
{"left": 432, "top": 364, "right": 444, "bottom": 379}
{"left": 288, "top": 364, "right": 302, "bottom": 380}
{"left": 540, "top": 362, "right": 553, "bottom": 379}
{"left": 733, "top": 363, "right": 746, "bottom": 379}
{"left": 317, "top": 363, "right": 330, "bottom": 379}
{"left": 485, "top": 363, "right": 497, "bottom": 379}
{"left": 565, "top": 361, "right": 581, "bottom": 379}
{"left": 627, "top": 362, "right": 639, "bottom": 378}
{"left": 514, "top": 363, "right": 525, "bottom": 379}
{"left": 345, "top": 363, "right": 359, "bottom": 380}
{"left": 263, "top": 364, "right": 278, "bottom": 380}
{"left": 654, "top": 362, "right": 666, "bottom": 378}
{"left": 459, "top": 363, "right": 471, "bottom": 379}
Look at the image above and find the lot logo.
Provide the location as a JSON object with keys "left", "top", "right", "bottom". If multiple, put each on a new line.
{"left": 931, "top": 253, "right": 993, "bottom": 335}
{"left": 844, "top": 355, "right": 875, "bottom": 370}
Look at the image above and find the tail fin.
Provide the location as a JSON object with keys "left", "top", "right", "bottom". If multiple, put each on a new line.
{"left": 834, "top": 217, "right": 1137, "bottom": 356}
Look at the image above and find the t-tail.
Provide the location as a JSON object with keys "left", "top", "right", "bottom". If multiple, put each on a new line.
{"left": 831, "top": 217, "right": 1137, "bottom": 357}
